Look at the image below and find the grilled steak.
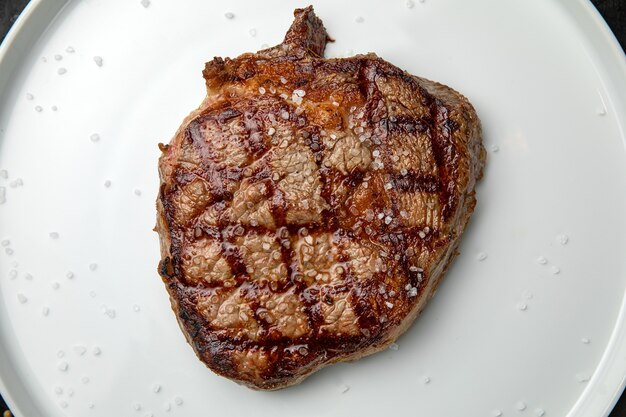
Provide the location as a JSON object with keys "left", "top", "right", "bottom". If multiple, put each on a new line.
{"left": 156, "top": 6, "right": 485, "bottom": 390}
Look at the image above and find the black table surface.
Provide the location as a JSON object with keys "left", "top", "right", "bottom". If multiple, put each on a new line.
{"left": 0, "top": 0, "right": 625, "bottom": 416}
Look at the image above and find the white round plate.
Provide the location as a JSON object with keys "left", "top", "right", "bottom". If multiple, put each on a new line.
{"left": 1, "top": 1, "right": 626, "bottom": 416}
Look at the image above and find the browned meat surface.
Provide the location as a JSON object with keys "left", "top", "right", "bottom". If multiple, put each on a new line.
{"left": 156, "top": 6, "right": 485, "bottom": 390}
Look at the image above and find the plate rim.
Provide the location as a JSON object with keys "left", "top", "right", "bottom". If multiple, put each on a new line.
{"left": 0, "top": 1, "right": 625, "bottom": 416}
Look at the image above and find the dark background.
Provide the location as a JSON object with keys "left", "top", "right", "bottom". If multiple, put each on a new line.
{"left": 0, "top": 0, "right": 625, "bottom": 416}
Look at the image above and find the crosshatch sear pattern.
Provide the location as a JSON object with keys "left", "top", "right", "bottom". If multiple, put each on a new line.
{"left": 156, "top": 6, "right": 485, "bottom": 390}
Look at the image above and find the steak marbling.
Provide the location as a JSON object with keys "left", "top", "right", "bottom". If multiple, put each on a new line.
{"left": 156, "top": 6, "right": 485, "bottom": 390}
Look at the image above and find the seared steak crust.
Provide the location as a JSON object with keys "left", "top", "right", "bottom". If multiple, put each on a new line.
{"left": 156, "top": 6, "right": 485, "bottom": 390}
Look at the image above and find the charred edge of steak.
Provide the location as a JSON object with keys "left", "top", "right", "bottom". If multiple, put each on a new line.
{"left": 284, "top": 6, "right": 333, "bottom": 57}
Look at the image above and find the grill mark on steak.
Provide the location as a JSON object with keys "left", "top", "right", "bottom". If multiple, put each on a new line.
{"left": 156, "top": 5, "right": 485, "bottom": 390}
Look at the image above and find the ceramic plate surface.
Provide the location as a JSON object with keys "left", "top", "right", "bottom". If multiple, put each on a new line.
{"left": 1, "top": 1, "right": 626, "bottom": 416}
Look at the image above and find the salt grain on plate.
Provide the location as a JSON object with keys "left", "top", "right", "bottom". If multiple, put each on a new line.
{"left": 224, "top": 12, "right": 235, "bottom": 19}
{"left": 54, "top": 54, "right": 63, "bottom": 61}
{"left": 576, "top": 373, "right": 590, "bottom": 383}
{"left": 140, "top": 0, "right": 150, "bottom": 8}
{"left": 90, "top": 133, "right": 100, "bottom": 142}
{"left": 93, "top": 56, "right": 103, "bottom": 67}
{"left": 57, "top": 68, "right": 67, "bottom": 75}
{"left": 17, "top": 293, "right": 27, "bottom": 304}
{"left": 66, "top": 46, "right": 74, "bottom": 53}
{"left": 516, "top": 401, "right": 527, "bottom": 411}
{"left": 73, "top": 345, "right": 87, "bottom": 356}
